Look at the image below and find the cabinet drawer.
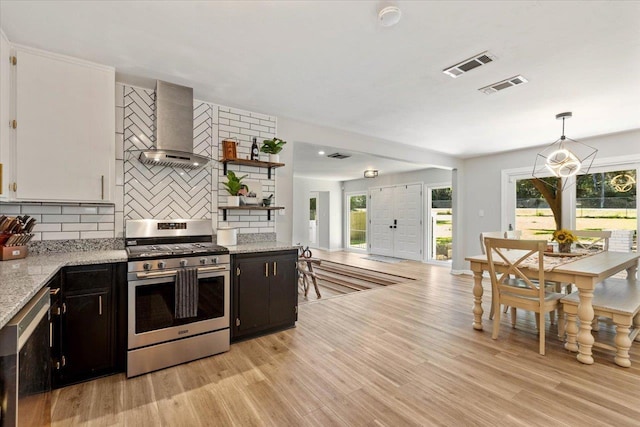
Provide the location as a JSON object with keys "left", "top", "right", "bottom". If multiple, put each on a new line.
{"left": 63, "top": 264, "right": 113, "bottom": 293}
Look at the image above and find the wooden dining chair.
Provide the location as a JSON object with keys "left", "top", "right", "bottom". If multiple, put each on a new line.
{"left": 570, "top": 230, "right": 611, "bottom": 252}
{"left": 480, "top": 231, "right": 521, "bottom": 320}
{"left": 485, "top": 237, "right": 565, "bottom": 355}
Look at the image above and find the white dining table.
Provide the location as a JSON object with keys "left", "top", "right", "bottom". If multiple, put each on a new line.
{"left": 465, "top": 250, "right": 640, "bottom": 364}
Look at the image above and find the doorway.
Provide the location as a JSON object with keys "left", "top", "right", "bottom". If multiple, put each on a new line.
{"left": 369, "top": 183, "right": 423, "bottom": 260}
{"left": 427, "top": 185, "right": 453, "bottom": 262}
{"left": 308, "top": 192, "right": 318, "bottom": 246}
{"left": 346, "top": 192, "right": 367, "bottom": 251}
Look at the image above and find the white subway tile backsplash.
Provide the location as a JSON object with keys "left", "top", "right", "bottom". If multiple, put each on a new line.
{"left": 81, "top": 231, "right": 115, "bottom": 239}
{"left": 251, "top": 124, "right": 270, "bottom": 133}
{"left": 0, "top": 204, "right": 22, "bottom": 214}
{"left": 241, "top": 116, "right": 260, "bottom": 125}
{"left": 229, "top": 120, "right": 251, "bottom": 130}
{"left": 116, "top": 107, "right": 124, "bottom": 133}
{"left": 219, "top": 124, "right": 240, "bottom": 133}
{"left": 42, "top": 231, "right": 80, "bottom": 240}
{"left": 62, "top": 223, "right": 98, "bottom": 232}
{"left": 250, "top": 112, "right": 271, "bottom": 121}
{"left": 33, "top": 223, "right": 62, "bottom": 232}
{"left": 98, "top": 206, "right": 116, "bottom": 214}
{"left": 219, "top": 112, "right": 240, "bottom": 121}
{"left": 20, "top": 205, "right": 62, "bottom": 214}
{"left": 42, "top": 214, "right": 80, "bottom": 223}
{"left": 98, "top": 222, "right": 115, "bottom": 231}
{"left": 62, "top": 206, "right": 98, "bottom": 215}
{"left": 80, "top": 214, "right": 114, "bottom": 223}
{"left": 115, "top": 134, "right": 124, "bottom": 160}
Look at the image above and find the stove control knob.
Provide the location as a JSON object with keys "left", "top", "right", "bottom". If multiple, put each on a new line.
{"left": 143, "top": 262, "right": 151, "bottom": 271}
{"left": 180, "top": 259, "right": 188, "bottom": 267}
{"left": 211, "top": 257, "right": 219, "bottom": 264}
{"left": 200, "top": 258, "right": 207, "bottom": 265}
{"left": 157, "top": 261, "right": 166, "bottom": 269}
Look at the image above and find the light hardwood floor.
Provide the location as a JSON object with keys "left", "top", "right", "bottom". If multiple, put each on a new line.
{"left": 52, "top": 251, "right": 640, "bottom": 426}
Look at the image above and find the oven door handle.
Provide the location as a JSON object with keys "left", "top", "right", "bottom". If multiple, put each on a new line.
{"left": 135, "top": 265, "right": 227, "bottom": 279}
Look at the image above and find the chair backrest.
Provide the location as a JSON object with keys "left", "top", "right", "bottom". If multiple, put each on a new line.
{"left": 484, "top": 238, "right": 546, "bottom": 301}
{"left": 480, "top": 231, "right": 506, "bottom": 254}
{"left": 570, "top": 230, "right": 611, "bottom": 251}
{"left": 480, "top": 230, "right": 522, "bottom": 254}
{"left": 504, "top": 230, "right": 522, "bottom": 240}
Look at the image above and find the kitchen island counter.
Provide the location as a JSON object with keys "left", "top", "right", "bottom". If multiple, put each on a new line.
{"left": 0, "top": 250, "right": 127, "bottom": 329}
{"left": 226, "top": 241, "right": 299, "bottom": 254}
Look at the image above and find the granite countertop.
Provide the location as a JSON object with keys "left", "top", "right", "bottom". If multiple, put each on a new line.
{"left": 0, "top": 250, "right": 127, "bottom": 329}
{"left": 226, "top": 241, "right": 299, "bottom": 254}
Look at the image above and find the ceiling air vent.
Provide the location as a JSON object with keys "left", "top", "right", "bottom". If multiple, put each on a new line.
{"left": 327, "top": 153, "right": 351, "bottom": 159}
{"left": 443, "top": 51, "right": 496, "bottom": 78}
{"left": 478, "top": 75, "right": 529, "bottom": 94}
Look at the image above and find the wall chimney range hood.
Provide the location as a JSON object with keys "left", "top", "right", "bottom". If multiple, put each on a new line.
{"left": 139, "top": 80, "right": 210, "bottom": 169}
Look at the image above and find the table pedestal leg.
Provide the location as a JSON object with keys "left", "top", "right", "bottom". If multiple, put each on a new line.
{"left": 613, "top": 316, "right": 632, "bottom": 368}
{"left": 564, "top": 309, "right": 579, "bottom": 352}
{"left": 472, "top": 271, "right": 484, "bottom": 331}
{"left": 634, "top": 313, "right": 640, "bottom": 342}
{"left": 627, "top": 263, "right": 638, "bottom": 280}
{"left": 577, "top": 289, "right": 595, "bottom": 364}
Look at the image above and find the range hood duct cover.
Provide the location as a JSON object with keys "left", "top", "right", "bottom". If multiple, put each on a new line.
{"left": 139, "top": 80, "right": 210, "bottom": 169}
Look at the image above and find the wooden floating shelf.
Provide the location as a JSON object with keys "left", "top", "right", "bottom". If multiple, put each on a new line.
{"left": 219, "top": 206, "right": 285, "bottom": 221}
{"left": 219, "top": 158, "right": 285, "bottom": 179}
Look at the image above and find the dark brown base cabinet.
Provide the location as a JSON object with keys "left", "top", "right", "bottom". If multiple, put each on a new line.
{"left": 232, "top": 250, "right": 298, "bottom": 341}
{"left": 51, "top": 263, "right": 126, "bottom": 388}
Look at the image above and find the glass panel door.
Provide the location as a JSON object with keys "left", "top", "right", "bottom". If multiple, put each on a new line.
{"left": 347, "top": 193, "right": 367, "bottom": 250}
{"left": 429, "top": 187, "right": 452, "bottom": 261}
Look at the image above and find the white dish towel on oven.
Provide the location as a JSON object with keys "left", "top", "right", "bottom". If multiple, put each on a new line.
{"left": 175, "top": 267, "right": 199, "bottom": 318}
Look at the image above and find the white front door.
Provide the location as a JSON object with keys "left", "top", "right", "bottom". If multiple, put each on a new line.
{"left": 369, "top": 184, "right": 423, "bottom": 260}
{"left": 394, "top": 184, "right": 423, "bottom": 261}
{"left": 369, "top": 187, "right": 394, "bottom": 256}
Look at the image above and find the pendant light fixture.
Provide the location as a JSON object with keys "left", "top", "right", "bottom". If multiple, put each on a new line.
{"left": 532, "top": 112, "right": 597, "bottom": 189}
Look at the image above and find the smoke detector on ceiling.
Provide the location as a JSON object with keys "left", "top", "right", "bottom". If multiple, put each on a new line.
{"left": 478, "top": 75, "right": 529, "bottom": 94}
{"left": 378, "top": 6, "right": 402, "bottom": 27}
{"left": 443, "top": 51, "right": 496, "bottom": 78}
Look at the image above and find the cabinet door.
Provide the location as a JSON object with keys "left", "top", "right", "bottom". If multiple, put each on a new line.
{"left": 0, "top": 32, "right": 10, "bottom": 200}
{"left": 62, "top": 290, "right": 113, "bottom": 379}
{"left": 236, "top": 257, "right": 270, "bottom": 332}
{"left": 268, "top": 254, "right": 297, "bottom": 326}
{"left": 14, "top": 48, "right": 114, "bottom": 202}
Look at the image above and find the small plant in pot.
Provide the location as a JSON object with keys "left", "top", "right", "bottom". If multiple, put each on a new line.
{"left": 261, "top": 137, "right": 286, "bottom": 163}
{"left": 222, "top": 171, "right": 248, "bottom": 207}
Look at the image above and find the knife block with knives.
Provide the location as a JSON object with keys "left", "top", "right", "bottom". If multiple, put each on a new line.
{"left": 0, "top": 215, "right": 36, "bottom": 260}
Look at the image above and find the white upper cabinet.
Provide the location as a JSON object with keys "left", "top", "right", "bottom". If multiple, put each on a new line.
{"left": 0, "top": 30, "right": 10, "bottom": 201}
{"left": 12, "top": 46, "right": 115, "bottom": 203}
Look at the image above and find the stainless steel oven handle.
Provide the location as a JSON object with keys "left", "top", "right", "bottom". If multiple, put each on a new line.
{"left": 135, "top": 265, "right": 227, "bottom": 279}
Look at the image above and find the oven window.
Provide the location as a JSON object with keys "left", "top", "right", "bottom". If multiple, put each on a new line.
{"left": 135, "top": 275, "right": 225, "bottom": 334}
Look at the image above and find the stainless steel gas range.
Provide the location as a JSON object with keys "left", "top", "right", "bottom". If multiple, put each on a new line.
{"left": 125, "top": 219, "right": 230, "bottom": 377}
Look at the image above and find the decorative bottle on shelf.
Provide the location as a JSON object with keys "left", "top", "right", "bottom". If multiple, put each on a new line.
{"left": 251, "top": 137, "right": 259, "bottom": 161}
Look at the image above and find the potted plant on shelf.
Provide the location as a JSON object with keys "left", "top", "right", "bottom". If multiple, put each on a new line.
{"left": 222, "top": 170, "right": 248, "bottom": 207}
{"left": 260, "top": 137, "right": 287, "bottom": 163}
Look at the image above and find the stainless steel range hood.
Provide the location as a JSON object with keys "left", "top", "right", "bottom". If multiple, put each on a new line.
{"left": 139, "top": 80, "right": 209, "bottom": 169}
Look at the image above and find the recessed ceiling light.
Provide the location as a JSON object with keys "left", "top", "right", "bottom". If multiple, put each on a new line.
{"left": 318, "top": 151, "right": 325, "bottom": 155}
{"left": 378, "top": 6, "right": 402, "bottom": 27}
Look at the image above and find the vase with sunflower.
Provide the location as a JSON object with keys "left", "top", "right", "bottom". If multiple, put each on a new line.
{"left": 552, "top": 229, "right": 577, "bottom": 253}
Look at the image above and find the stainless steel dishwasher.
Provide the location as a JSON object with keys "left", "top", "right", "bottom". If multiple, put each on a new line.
{"left": 0, "top": 286, "right": 51, "bottom": 427}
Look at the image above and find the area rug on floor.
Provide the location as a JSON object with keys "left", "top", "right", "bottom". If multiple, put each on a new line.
{"left": 362, "top": 255, "right": 406, "bottom": 263}
{"left": 298, "top": 259, "right": 415, "bottom": 303}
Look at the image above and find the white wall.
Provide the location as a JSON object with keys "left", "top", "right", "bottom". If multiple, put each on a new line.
{"left": 292, "top": 176, "right": 343, "bottom": 250}
{"left": 459, "top": 129, "right": 640, "bottom": 271}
